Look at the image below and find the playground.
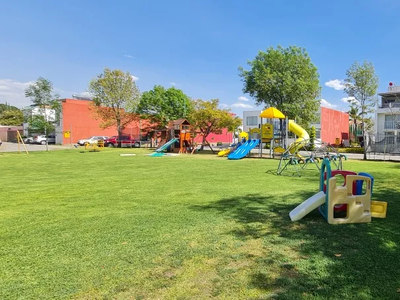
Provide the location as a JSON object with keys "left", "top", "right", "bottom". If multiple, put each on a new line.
{"left": 1, "top": 148, "right": 399, "bottom": 299}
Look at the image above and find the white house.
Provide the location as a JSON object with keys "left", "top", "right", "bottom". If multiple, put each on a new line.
{"left": 375, "top": 83, "right": 400, "bottom": 145}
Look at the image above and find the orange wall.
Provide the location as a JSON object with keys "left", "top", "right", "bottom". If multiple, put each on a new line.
{"left": 320, "top": 107, "right": 349, "bottom": 144}
{"left": 61, "top": 99, "right": 148, "bottom": 144}
{"left": 61, "top": 98, "right": 234, "bottom": 145}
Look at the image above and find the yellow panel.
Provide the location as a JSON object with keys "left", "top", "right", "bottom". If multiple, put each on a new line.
{"left": 327, "top": 176, "right": 372, "bottom": 224}
{"left": 371, "top": 201, "right": 387, "bottom": 218}
{"left": 262, "top": 123, "right": 274, "bottom": 139}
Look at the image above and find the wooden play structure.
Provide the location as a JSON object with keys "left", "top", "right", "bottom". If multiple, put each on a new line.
{"left": 150, "top": 119, "right": 197, "bottom": 155}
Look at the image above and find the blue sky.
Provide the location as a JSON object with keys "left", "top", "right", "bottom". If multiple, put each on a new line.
{"left": 1, "top": 0, "right": 399, "bottom": 117}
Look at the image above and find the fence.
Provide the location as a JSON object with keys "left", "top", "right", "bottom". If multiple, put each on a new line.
{"left": 369, "top": 133, "right": 400, "bottom": 155}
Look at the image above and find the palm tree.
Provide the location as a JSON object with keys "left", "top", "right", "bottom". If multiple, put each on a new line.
{"left": 348, "top": 105, "right": 362, "bottom": 143}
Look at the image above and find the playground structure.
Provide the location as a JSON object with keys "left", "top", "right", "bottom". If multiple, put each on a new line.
{"left": 277, "top": 139, "right": 348, "bottom": 176}
{"left": 228, "top": 139, "right": 260, "bottom": 160}
{"left": 84, "top": 139, "right": 105, "bottom": 152}
{"left": 289, "top": 158, "right": 387, "bottom": 224}
{"left": 16, "top": 131, "right": 29, "bottom": 154}
{"left": 218, "top": 132, "right": 249, "bottom": 157}
{"left": 149, "top": 119, "right": 197, "bottom": 157}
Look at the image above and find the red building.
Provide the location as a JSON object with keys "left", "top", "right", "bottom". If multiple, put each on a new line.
{"left": 56, "top": 98, "right": 234, "bottom": 145}
{"left": 319, "top": 107, "right": 349, "bottom": 145}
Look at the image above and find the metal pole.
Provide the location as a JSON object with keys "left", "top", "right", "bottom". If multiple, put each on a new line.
{"left": 259, "top": 117, "right": 263, "bottom": 157}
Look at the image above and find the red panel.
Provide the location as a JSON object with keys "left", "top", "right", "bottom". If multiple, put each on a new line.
{"left": 61, "top": 98, "right": 234, "bottom": 145}
{"left": 61, "top": 99, "right": 151, "bottom": 144}
{"left": 320, "top": 107, "right": 349, "bottom": 144}
{"left": 193, "top": 129, "right": 233, "bottom": 144}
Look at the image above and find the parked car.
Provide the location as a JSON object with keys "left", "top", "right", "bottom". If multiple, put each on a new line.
{"left": 104, "top": 135, "right": 140, "bottom": 148}
{"left": 24, "top": 137, "right": 34, "bottom": 144}
{"left": 77, "top": 136, "right": 108, "bottom": 146}
{"left": 33, "top": 135, "right": 56, "bottom": 145}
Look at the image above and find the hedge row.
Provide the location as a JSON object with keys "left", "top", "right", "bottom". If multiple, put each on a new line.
{"left": 337, "top": 147, "right": 364, "bottom": 153}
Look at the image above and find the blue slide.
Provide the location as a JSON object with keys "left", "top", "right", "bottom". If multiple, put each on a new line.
{"left": 228, "top": 139, "right": 260, "bottom": 160}
{"left": 155, "top": 138, "right": 179, "bottom": 152}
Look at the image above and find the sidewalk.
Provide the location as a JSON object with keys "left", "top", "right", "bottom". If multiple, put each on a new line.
{"left": 0, "top": 142, "right": 69, "bottom": 153}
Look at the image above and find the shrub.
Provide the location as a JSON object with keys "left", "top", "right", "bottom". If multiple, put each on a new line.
{"left": 337, "top": 147, "right": 364, "bottom": 153}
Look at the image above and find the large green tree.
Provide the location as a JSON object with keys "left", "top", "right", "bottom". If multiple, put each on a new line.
{"left": 0, "top": 103, "right": 23, "bottom": 125}
{"left": 239, "top": 45, "right": 321, "bottom": 126}
{"left": 344, "top": 61, "right": 379, "bottom": 160}
{"left": 0, "top": 110, "right": 23, "bottom": 126}
{"left": 137, "top": 85, "right": 192, "bottom": 129}
{"left": 89, "top": 68, "right": 140, "bottom": 147}
{"left": 189, "top": 99, "right": 242, "bottom": 151}
{"left": 25, "top": 77, "right": 60, "bottom": 151}
{"left": 0, "top": 103, "right": 19, "bottom": 114}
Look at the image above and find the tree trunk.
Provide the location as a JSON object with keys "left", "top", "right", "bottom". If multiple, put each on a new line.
{"left": 117, "top": 120, "right": 122, "bottom": 148}
{"left": 362, "top": 121, "right": 367, "bottom": 160}
{"left": 200, "top": 134, "right": 207, "bottom": 151}
{"left": 45, "top": 125, "right": 49, "bottom": 152}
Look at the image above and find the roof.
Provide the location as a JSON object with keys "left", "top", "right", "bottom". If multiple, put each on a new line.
{"left": 378, "top": 91, "right": 400, "bottom": 97}
{"left": 171, "top": 119, "right": 190, "bottom": 125}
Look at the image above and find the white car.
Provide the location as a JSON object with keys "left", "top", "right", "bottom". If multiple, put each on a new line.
{"left": 77, "top": 136, "right": 108, "bottom": 146}
{"left": 33, "top": 135, "right": 56, "bottom": 145}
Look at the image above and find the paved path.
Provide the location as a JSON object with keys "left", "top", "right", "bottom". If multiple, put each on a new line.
{"left": 0, "top": 142, "right": 69, "bottom": 153}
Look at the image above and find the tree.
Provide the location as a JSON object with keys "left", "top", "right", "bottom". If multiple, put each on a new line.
{"left": 239, "top": 45, "right": 321, "bottom": 127}
{"left": 309, "top": 126, "right": 316, "bottom": 151}
{"left": 25, "top": 77, "right": 60, "bottom": 151}
{"left": 89, "top": 68, "right": 140, "bottom": 147}
{"left": 0, "top": 103, "right": 23, "bottom": 126}
{"left": 0, "top": 103, "right": 19, "bottom": 114}
{"left": 189, "top": 99, "right": 242, "bottom": 151}
{"left": 347, "top": 105, "right": 362, "bottom": 144}
{"left": 0, "top": 109, "right": 23, "bottom": 126}
{"left": 137, "top": 85, "right": 192, "bottom": 129}
{"left": 344, "top": 61, "right": 379, "bottom": 159}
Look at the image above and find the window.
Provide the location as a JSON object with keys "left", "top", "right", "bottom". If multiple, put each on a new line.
{"left": 385, "top": 115, "right": 396, "bottom": 122}
{"left": 246, "top": 116, "right": 258, "bottom": 126}
{"left": 385, "top": 132, "right": 395, "bottom": 144}
{"left": 316, "top": 129, "right": 321, "bottom": 139}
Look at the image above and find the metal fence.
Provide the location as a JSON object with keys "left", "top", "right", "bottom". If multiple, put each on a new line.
{"left": 369, "top": 133, "right": 400, "bottom": 154}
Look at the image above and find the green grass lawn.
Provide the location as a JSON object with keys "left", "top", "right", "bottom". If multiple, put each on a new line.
{"left": 1, "top": 148, "right": 400, "bottom": 300}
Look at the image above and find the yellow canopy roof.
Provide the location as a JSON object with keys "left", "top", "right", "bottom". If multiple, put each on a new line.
{"left": 259, "top": 107, "right": 285, "bottom": 119}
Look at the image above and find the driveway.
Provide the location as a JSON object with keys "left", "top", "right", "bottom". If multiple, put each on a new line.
{"left": 0, "top": 142, "right": 69, "bottom": 153}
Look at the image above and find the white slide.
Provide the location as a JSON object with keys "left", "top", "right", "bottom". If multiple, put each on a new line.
{"left": 289, "top": 191, "right": 326, "bottom": 221}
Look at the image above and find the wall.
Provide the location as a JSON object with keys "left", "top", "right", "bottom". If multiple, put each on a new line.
{"left": 60, "top": 98, "right": 233, "bottom": 145}
{"left": 320, "top": 107, "right": 349, "bottom": 144}
{"left": 193, "top": 129, "right": 233, "bottom": 145}
{"left": 242, "top": 110, "right": 262, "bottom": 132}
{"left": 60, "top": 99, "right": 148, "bottom": 144}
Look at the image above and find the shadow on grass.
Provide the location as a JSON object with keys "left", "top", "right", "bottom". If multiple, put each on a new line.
{"left": 191, "top": 190, "right": 400, "bottom": 299}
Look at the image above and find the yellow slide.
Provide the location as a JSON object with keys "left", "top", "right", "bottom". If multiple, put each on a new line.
{"left": 218, "top": 148, "right": 231, "bottom": 157}
{"left": 288, "top": 120, "right": 309, "bottom": 153}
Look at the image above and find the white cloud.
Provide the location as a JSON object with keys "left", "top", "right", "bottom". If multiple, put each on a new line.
{"left": 320, "top": 99, "right": 337, "bottom": 109}
{"left": 124, "top": 55, "right": 133, "bottom": 59}
{"left": 341, "top": 96, "right": 359, "bottom": 105}
{"left": 231, "top": 102, "right": 254, "bottom": 108}
{"left": 325, "top": 79, "right": 346, "bottom": 90}
{"left": 0, "top": 79, "right": 35, "bottom": 108}
{"left": 170, "top": 82, "right": 177, "bottom": 86}
{"left": 73, "top": 91, "right": 93, "bottom": 98}
{"left": 131, "top": 75, "right": 139, "bottom": 81}
{"left": 238, "top": 96, "right": 249, "bottom": 101}
{"left": 220, "top": 103, "right": 229, "bottom": 108}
